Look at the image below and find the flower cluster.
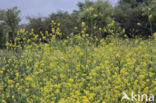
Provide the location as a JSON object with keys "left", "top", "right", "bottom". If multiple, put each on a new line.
{"left": 0, "top": 21, "right": 156, "bottom": 103}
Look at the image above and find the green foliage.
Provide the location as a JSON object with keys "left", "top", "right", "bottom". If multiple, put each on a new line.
{"left": 1, "top": 0, "right": 156, "bottom": 45}
{"left": 0, "top": 24, "right": 4, "bottom": 48}
{"left": 25, "top": 0, "right": 113, "bottom": 37}
{"left": 0, "top": 7, "right": 21, "bottom": 48}
{"left": 119, "top": 0, "right": 152, "bottom": 7}
{"left": 0, "top": 10, "right": 6, "bottom": 48}
{"left": 150, "top": 1, "right": 156, "bottom": 34}
{"left": 26, "top": 17, "right": 48, "bottom": 34}
{"left": 77, "top": 0, "right": 113, "bottom": 34}
{"left": 0, "top": 10, "right": 6, "bottom": 20}
{"left": 49, "top": 11, "right": 80, "bottom": 35}
{"left": 5, "top": 7, "right": 21, "bottom": 41}
{"left": 26, "top": 11, "right": 80, "bottom": 37}
{"left": 1, "top": 20, "right": 156, "bottom": 102}
{"left": 114, "top": 0, "right": 156, "bottom": 38}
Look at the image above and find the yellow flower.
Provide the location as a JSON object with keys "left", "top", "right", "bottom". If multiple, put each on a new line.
{"left": 51, "top": 20, "right": 54, "bottom": 23}
{"left": 93, "top": 14, "right": 98, "bottom": 18}
{"left": 0, "top": 70, "right": 3, "bottom": 74}
{"left": 16, "top": 73, "right": 19, "bottom": 77}
{"left": 93, "top": 26, "right": 97, "bottom": 29}
{"left": 139, "top": 75, "right": 145, "bottom": 79}
{"left": 1, "top": 100, "right": 6, "bottom": 103}
{"left": 89, "top": 93, "right": 96, "bottom": 99}
{"left": 149, "top": 14, "right": 152, "bottom": 19}
{"left": 81, "top": 22, "right": 86, "bottom": 27}
{"left": 86, "top": 34, "right": 89, "bottom": 37}
{"left": 74, "top": 27, "right": 78, "bottom": 30}
{"left": 99, "top": 28, "right": 102, "bottom": 31}
{"left": 58, "top": 99, "right": 67, "bottom": 103}
{"left": 89, "top": 7, "right": 94, "bottom": 11}
{"left": 1, "top": 19, "right": 156, "bottom": 103}
{"left": 57, "top": 23, "right": 60, "bottom": 26}
{"left": 104, "top": 28, "right": 107, "bottom": 32}
{"left": 25, "top": 89, "right": 29, "bottom": 92}
{"left": 31, "top": 28, "right": 34, "bottom": 32}
{"left": 148, "top": 7, "right": 151, "bottom": 11}
{"left": 137, "top": 22, "right": 141, "bottom": 26}
{"left": 153, "top": 32, "right": 156, "bottom": 37}
{"left": 81, "top": 30, "right": 85, "bottom": 34}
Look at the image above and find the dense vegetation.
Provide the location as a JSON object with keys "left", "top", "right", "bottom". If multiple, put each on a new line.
{"left": 0, "top": 0, "right": 156, "bottom": 103}
{"left": 0, "top": 0, "right": 156, "bottom": 48}
{"left": 0, "top": 20, "right": 156, "bottom": 103}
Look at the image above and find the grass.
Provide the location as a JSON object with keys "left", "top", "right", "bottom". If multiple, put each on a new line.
{"left": 0, "top": 49, "right": 16, "bottom": 57}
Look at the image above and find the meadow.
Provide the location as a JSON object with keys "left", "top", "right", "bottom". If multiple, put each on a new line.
{"left": 0, "top": 21, "right": 156, "bottom": 103}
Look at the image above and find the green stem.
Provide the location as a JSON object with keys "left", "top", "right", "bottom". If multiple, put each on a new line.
{"left": 148, "top": 10, "right": 153, "bottom": 35}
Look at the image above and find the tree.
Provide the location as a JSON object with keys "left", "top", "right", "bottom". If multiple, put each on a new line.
{"left": 114, "top": 0, "right": 156, "bottom": 38}
{"left": 76, "top": 0, "right": 113, "bottom": 35}
{"left": 26, "top": 11, "right": 80, "bottom": 37}
{"left": 119, "top": 0, "right": 152, "bottom": 7}
{"left": 0, "top": 7, "right": 21, "bottom": 48}
{"left": 26, "top": 17, "right": 48, "bottom": 34}
{"left": 4, "top": 7, "right": 21, "bottom": 42}
{"left": 48, "top": 11, "right": 80, "bottom": 35}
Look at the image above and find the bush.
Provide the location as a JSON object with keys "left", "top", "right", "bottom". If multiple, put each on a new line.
{"left": 114, "top": 0, "right": 156, "bottom": 38}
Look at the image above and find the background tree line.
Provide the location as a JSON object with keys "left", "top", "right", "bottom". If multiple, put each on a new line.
{"left": 0, "top": 0, "right": 156, "bottom": 48}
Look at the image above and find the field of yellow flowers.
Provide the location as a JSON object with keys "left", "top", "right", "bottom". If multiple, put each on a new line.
{"left": 0, "top": 21, "right": 156, "bottom": 103}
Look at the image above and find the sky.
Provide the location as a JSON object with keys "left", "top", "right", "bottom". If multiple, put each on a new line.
{"left": 0, "top": 0, "right": 118, "bottom": 24}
